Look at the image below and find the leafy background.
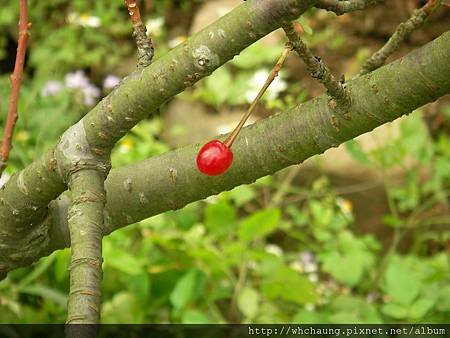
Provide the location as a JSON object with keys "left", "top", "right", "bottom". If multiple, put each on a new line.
{"left": 0, "top": 0, "right": 449, "bottom": 324}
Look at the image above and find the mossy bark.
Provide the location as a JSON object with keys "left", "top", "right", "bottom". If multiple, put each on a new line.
{"left": 2, "top": 30, "right": 448, "bottom": 277}
{"left": 0, "top": 0, "right": 314, "bottom": 279}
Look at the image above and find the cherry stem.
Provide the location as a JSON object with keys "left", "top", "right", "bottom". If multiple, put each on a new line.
{"left": 223, "top": 43, "right": 293, "bottom": 148}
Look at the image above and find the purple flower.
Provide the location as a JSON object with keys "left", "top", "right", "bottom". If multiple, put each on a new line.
{"left": 103, "top": 75, "right": 120, "bottom": 89}
{"left": 65, "top": 70, "right": 90, "bottom": 89}
{"left": 40, "top": 80, "right": 63, "bottom": 97}
{"left": 64, "top": 70, "right": 100, "bottom": 106}
{"left": 299, "top": 250, "right": 317, "bottom": 273}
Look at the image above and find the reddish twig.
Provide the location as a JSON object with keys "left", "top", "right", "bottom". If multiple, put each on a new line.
{"left": 423, "top": 0, "right": 440, "bottom": 14}
{"left": 124, "top": 0, "right": 143, "bottom": 24}
{"left": 0, "top": 0, "right": 31, "bottom": 175}
{"left": 124, "top": 0, "right": 154, "bottom": 69}
{"left": 358, "top": 0, "right": 442, "bottom": 76}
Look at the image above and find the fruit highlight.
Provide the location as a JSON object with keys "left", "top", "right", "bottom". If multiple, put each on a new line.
{"left": 196, "top": 140, "right": 234, "bottom": 176}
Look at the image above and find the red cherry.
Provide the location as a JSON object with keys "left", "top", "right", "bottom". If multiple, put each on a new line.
{"left": 196, "top": 140, "right": 233, "bottom": 176}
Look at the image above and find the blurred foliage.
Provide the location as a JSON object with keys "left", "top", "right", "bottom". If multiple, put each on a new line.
{"left": 0, "top": 0, "right": 449, "bottom": 325}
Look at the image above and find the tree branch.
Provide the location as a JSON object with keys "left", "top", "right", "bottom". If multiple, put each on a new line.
{"left": 0, "top": 0, "right": 31, "bottom": 175}
{"left": 66, "top": 170, "right": 106, "bottom": 324}
{"left": 358, "top": 0, "right": 441, "bottom": 76}
{"left": 283, "top": 22, "right": 350, "bottom": 107}
{"left": 315, "top": 0, "right": 384, "bottom": 15}
{"left": 124, "top": 0, "right": 154, "bottom": 69}
{"left": 53, "top": 120, "right": 111, "bottom": 326}
{"left": 2, "top": 30, "right": 449, "bottom": 277}
{"left": 0, "top": 0, "right": 315, "bottom": 280}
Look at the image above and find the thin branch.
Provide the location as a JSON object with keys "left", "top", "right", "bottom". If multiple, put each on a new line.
{"left": 124, "top": 0, "right": 154, "bottom": 69}
{"left": 283, "top": 22, "right": 350, "bottom": 107}
{"left": 358, "top": 0, "right": 441, "bottom": 76}
{"left": 316, "top": 0, "right": 384, "bottom": 15}
{"left": 0, "top": 0, "right": 31, "bottom": 175}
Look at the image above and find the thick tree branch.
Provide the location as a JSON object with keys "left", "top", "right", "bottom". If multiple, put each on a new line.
{"left": 0, "top": 0, "right": 314, "bottom": 280}
{"left": 66, "top": 170, "right": 106, "bottom": 324}
{"left": 53, "top": 121, "right": 111, "bottom": 325}
{"left": 359, "top": 0, "right": 441, "bottom": 76}
{"left": 0, "top": 0, "right": 31, "bottom": 174}
{"left": 316, "top": 0, "right": 384, "bottom": 15}
{"left": 2, "top": 30, "right": 448, "bottom": 277}
{"left": 83, "top": 0, "right": 313, "bottom": 153}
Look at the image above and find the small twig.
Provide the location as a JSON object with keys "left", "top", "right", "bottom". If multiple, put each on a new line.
{"left": 124, "top": 0, "right": 154, "bottom": 69}
{"left": 283, "top": 22, "right": 350, "bottom": 107}
{"left": 358, "top": 0, "right": 441, "bottom": 76}
{"left": 0, "top": 0, "right": 31, "bottom": 175}
{"left": 223, "top": 44, "right": 292, "bottom": 148}
{"left": 316, "top": 0, "right": 384, "bottom": 15}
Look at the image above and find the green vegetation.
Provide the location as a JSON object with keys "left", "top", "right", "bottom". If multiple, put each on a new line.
{"left": 0, "top": 0, "right": 448, "bottom": 324}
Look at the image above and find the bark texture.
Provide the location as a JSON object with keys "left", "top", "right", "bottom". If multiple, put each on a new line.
{"left": 0, "top": 0, "right": 314, "bottom": 280}
{"left": 2, "top": 30, "right": 448, "bottom": 277}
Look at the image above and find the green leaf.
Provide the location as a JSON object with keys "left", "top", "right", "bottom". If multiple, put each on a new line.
{"left": 19, "top": 284, "right": 68, "bottom": 307}
{"left": 238, "top": 208, "right": 281, "bottom": 242}
{"left": 292, "top": 309, "right": 329, "bottom": 324}
{"left": 227, "top": 72, "right": 253, "bottom": 105}
{"left": 102, "top": 292, "right": 145, "bottom": 323}
{"left": 319, "top": 231, "right": 375, "bottom": 287}
{"left": 398, "top": 113, "right": 430, "bottom": 161}
{"left": 53, "top": 249, "right": 70, "bottom": 283}
{"left": 382, "top": 256, "right": 420, "bottom": 305}
{"left": 286, "top": 206, "right": 308, "bottom": 226}
{"left": 204, "top": 201, "right": 236, "bottom": 236}
{"left": 329, "top": 295, "right": 382, "bottom": 323}
{"left": 0, "top": 298, "right": 22, "bottom": 318}
{"left": 262, "top": 267, "right": 318, "bottom": 305}
{"left": 230, "top": 185, "right": 256, "bottom": 206}
{"left": 345, "top": 139, "right": 371, "bottom": 165}
{"left": 409, "top": 298, "right": 435, "bottom": 319}
{"left": 381, "top": 303, "right": 408, "bottom": 319}
{"left": 321, "top": 252, "right": 370, "bottom": 287}
{"left": 170, "top": 204, "right": 200, "bottom": 229}
{"left": 103, "top": 242, "right": 145, "bottom": 276}
{"left": 201, "top": 67, "right": 233, "bottom": 106}
{"left": 16, "top": 253, "right": 57, "bottom": 291}
{"left": 310, "top": 200, "right": 333, "bottom": 227}
{"left": 231, "top": 42, "right": 282, "bottom": 69}
{"left": 237, "top": 287, "right": 260, "bottom": 319}
{"left": 436, "top": 285, "right": 450, "bottom": 312}
{"left": 170, "top": 269, "right": 206, "bottom": 311}
{"left": 181, "top": 309, "right": 213, "bottom": 324}
{"left": 127, "top": 274, "right": 151, "bottom": 306}
{"left": 382, "top": 214, "right": 404, "bottom": 228}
